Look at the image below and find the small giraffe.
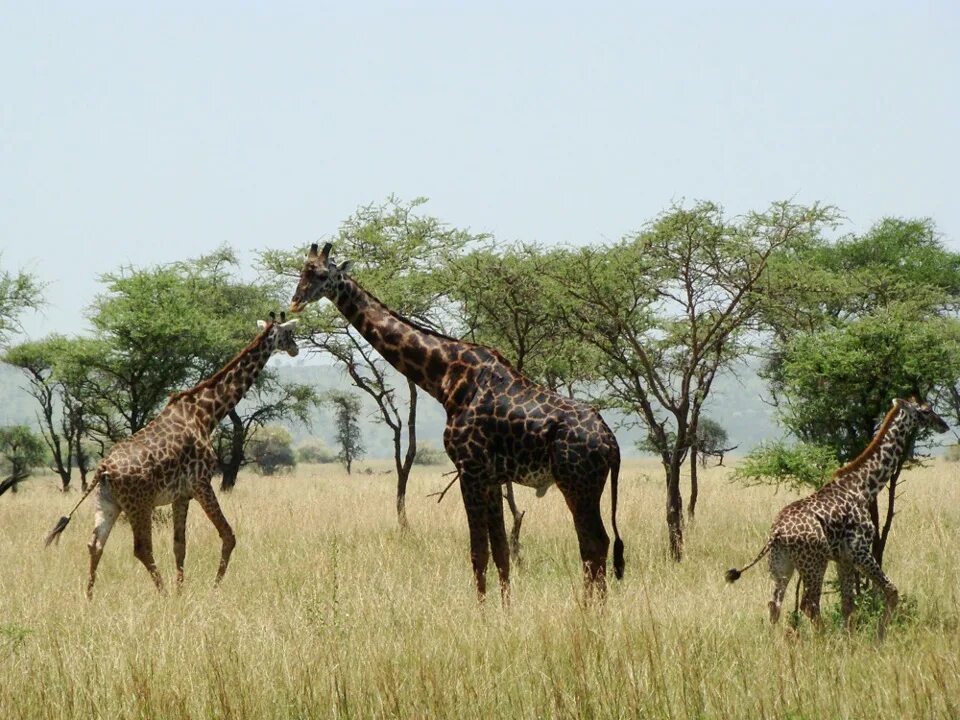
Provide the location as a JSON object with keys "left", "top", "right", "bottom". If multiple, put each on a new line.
{"left": 45, "top": 313, "right": 300, "bottom": 598}
{"left": 726, "top": 397, "right": 948, "bottom": 637}
{"left": 290, "top": 243, "right": 624, "bottom": 600}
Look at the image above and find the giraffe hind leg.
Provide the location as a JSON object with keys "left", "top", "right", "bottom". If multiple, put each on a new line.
{"left": 767, "top": 543, "right": 794, "bottom": 625}
{"left": 87, "top": 495, "right": 120, "bottom": 600}
{"left": 567, "top": 491, "right": 610, "bottom": 601}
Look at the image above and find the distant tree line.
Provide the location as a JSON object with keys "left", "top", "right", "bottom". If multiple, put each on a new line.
{"left": 4, "top": 200, "right": 960, "bottom": 567}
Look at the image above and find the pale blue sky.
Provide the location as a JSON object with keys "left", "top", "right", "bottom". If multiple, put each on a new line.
{"left": 2, "top": 1, "right": 958, "bottom": 339}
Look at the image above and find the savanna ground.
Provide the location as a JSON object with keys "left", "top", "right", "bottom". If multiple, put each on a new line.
{"left": 1, "top": 458, "right": 958, "bottom": 720}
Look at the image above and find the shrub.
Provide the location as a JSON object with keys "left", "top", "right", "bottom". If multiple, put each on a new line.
{"left": 296, "top": 439, "right": 337, "bottom": 464}
{"left": 414, "top": 442, "right": 447, "bottom": 466}
{"left": 247, "top": 426, "right": 296, "bottom": 476}
{"left": 731, "top": 440, "right": 839, "bottom": 492}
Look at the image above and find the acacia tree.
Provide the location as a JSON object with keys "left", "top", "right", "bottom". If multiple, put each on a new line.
{"left": 261, "top": 197, "right": 478, "bottom": 528}
{"left": 3, "top": 337, "right": 82, "bottom": 490}
{"left": 328, "top": 391, "right": 365, "bottom": 474}
{"left": 0, "top": 259, "right": 43, "bottom": 349}
{"left": 756, "top": 219, "right": 960, "bottom": 565}
{"left": 561, "top": 201, "right": 834, "bottom": 560}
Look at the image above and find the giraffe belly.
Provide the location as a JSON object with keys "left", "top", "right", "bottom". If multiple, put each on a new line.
{"left": 513, "top": 466, "right": 556, "bottom": 496}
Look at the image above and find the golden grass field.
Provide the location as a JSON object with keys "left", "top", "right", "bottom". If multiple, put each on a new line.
{"left": 1, "top": 458, "right": 958, "bottom": 719}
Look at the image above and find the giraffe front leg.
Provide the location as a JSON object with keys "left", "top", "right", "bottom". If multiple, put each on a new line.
{"left": 129, "top": 508, "right": 164, "bottom": 594}
{"left": 485, "top": 485, "right": 511, "bottom": 606}
{"left": 172, "top": 497, "right": 189, "bottom": 590}
{"left": 459, "top": 473, "right": 490, "bottom": 601}
{"left": 193, "top": 482, "right": 236, "bottom": 586}
{"left": 837, "top": 558, "right": 857, "bottom": 632}
{"left": 798, "top": 558, "right": 828, "bottom": 633}
{"left": 852, "top": 548, "right": 899, "bottom": 640}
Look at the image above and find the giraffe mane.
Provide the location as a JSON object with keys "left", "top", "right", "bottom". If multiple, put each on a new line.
{"left": 359, "top": 284, "right": 515, "bottom": 368}
{"left": 166, "top": 325, "right": 271, "bottom": 404}
{"left": 831, "top": 402, "right": 901, "bottom": 478}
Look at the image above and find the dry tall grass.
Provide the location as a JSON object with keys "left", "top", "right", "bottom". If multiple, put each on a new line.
{"left": 1, "top": 459, "right": 958, "bottom": 719}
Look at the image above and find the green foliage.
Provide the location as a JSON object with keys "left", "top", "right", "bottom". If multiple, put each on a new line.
{"left": 732, "top": 440, "right": 839, "bottom": 492}
{"left": 0, "top": 259, "right": 43, "bottom": 349}
{"left": 771, "top": 308, "right": 960, "bottom": 460}
{"left": 822, "top": 581, "right": 919, "bottom": 633}
{"left": 296, "top": 438, "right": 337, "bottom": 464}
{"left": 0, "top": 425, "right": 47, "bottom": 493}
{"left": 413, "top": 441, "right": 447, "bottom": 466}
{"left": 762, "top": 217, "right": 960, "bottom": 458}
{"left": 446, "top": 243, "right": 602, "bottom": 396}
{"left": 247, "top": 425, "right": 296, "bottom": 475}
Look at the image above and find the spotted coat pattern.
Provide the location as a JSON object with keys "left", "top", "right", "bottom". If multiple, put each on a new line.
{"left": 727, "top": 398, "right": 949, "bottom": 637}
{"left": 291, "top": 243, "right": 624, "bottom": 600}
{"left": 81, "top": 318, "right": 299, "bottom": 597}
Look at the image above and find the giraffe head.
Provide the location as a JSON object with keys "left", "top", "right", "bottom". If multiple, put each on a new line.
{"left": 289, "top": 242, "right": 354, "bottom": 313}
{"left": 257, "top": 311, "right": 301, "bottom": 357}
{"left": 894, "top": 397, "right": 949, "bottom": 433}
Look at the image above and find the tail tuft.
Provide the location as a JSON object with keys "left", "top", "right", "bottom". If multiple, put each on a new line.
{"left": 613, "top": 538, "right": 625, "bottom": 580}
{"left": 44, "top": 516, "right": 70, "bottom": 547}
{"left": 725, "top": 568, "right": 742, "bottom": 584}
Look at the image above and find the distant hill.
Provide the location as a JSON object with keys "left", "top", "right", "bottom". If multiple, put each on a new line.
{"left": 0, "top": 356, "right": 781, "bottom": 459}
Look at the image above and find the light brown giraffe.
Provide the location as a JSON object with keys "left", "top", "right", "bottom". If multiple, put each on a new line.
{"left": 726, "top": 397, "right": 948, "bottom": 637}
{"left": 45, "top": 313, "right": 300, "bottom": 597}
{"left": 290, "top": 243, "right": 623, "bottom": 601}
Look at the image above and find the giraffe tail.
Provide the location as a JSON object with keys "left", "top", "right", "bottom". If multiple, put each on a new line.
{"left": 609, "top": 451, "right": 624, "bottom": 580}
{"left": 44, "top": 471, "right": 104, "bottom": 547}
{"left": 725, "top": 536, "right": 773, "bottom": 584}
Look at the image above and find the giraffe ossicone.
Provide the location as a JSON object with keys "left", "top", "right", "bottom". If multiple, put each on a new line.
{"left": 290, "top": 242, "right": 625, "bottom": 601}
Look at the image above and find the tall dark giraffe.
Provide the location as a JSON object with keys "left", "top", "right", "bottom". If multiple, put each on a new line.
{"left": 726, "top": 397, "right": 948, "bottom": 638}
{"left": 46, "top": 313, "right": 300, "bottom": 597}
{"left": 290, "top": 242, "right": 624, "bottom": 600}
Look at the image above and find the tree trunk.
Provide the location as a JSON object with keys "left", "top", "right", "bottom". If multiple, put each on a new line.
{"left": 504, "top": 480, "right": 525, "bottom": 562}
{"left": 688, "top": 446, "right": 698, "bottom": 521}
{"left": 665, "top": 458, "right": 684, "bottom": 561}
{"left": 220, "top": 410, "right": 245, "bottom": 491}
{"left": 393, "top": 380, "right": 418, "bottom": 531}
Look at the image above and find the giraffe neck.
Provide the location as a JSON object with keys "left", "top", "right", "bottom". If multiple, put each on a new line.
{"left": 332, "top": 277, "right": 462, "bottom": 403}
{"left": 834, "top": 405, "right": 915, "bottom": 502}
{"left": 190, "top": 331, "right": 277, "bottom": 430}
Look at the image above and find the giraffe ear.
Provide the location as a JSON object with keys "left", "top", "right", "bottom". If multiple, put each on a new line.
{"left": 279, "top": 318, "right": 299, "bottom": 329}
{"left": 257, "top": 320, "right": 269, "bottom": 329}
{"left": 891, "top": 398, "right": 900, "bottom": 407}
{"left": 337, "top": 260, "right": 354, "bottom": 273}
